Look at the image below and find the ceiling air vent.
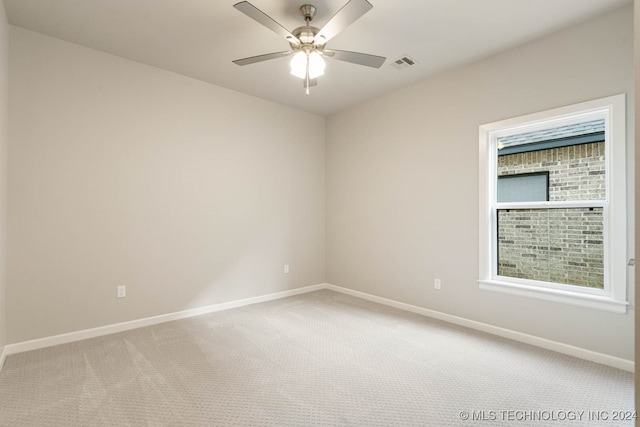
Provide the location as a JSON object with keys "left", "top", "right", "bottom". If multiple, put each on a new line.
{"left": 391, "top": 54, "right": 418, "bottom": 70}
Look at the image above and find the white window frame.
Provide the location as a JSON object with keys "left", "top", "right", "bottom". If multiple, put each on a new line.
{"left": 478, "top": 94, "right": 628, "bottom": 314}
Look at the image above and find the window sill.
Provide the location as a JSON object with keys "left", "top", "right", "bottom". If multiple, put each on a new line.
{"left": 478, "top": 279, "right": 628, "bottom": 314}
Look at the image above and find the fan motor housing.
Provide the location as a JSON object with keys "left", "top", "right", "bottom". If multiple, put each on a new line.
{"left": 291, "top": 25, "right": 321, "bottom": 47}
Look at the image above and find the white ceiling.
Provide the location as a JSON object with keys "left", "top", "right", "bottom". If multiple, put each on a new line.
{"left": 3, "top": 0, "right": 631, "bottom": 116}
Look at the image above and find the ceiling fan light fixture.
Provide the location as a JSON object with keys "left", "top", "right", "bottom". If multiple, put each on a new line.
{"left": 290, "top": 50, "right": 325, "bottom": 80}
{"left": 308, "top": 51, "right": 326, "bottom": 78}
{"left": 290, "top": 51, "right": 307, "bottom": 79}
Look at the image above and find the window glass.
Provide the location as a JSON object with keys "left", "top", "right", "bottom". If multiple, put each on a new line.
{"left": 497, "top": 120, "right": 605, "bottom": 202}
{"left": 497, "top": 208, "right": 604, "bottom": 288}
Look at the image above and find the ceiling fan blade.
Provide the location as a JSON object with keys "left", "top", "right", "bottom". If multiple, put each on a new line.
{"left": 233, "top": 1, "right": 300, "bottom": 45}
{"left": 233, "top": 51, "right": 293, "bottom": 66}
{"left": 314, "top": 0, "right": 373, "bottom": 45}
{"left": 324, "top": 49, "right": 386, "bottom": 68}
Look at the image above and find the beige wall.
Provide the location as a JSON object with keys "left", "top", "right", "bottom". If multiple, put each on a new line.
{"left": 326, "top": 6, "right": 634, "bottom": 359}
{"left": 0, "top": 2, "right": 7, "bottom": 355}
{"left": 7, "top": 27, "right": 326, "bottom": 343}
{"left": 634, "top": 0, "right": 639, "bottom": 418}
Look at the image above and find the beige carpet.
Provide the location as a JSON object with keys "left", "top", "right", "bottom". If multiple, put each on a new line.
{"left": 0, "top": 289, "right": 634, "bottom": 426}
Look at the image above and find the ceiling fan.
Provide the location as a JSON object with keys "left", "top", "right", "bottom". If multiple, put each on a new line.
{"left": 232, "top": 0, "right": 386, "bottom": 94}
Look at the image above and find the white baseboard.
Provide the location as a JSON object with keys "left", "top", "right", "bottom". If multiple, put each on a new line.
{"left": 325, "top": 284, "right": 634, "bottom": 372}
{"left": 2, "top": 283, "right": 325, "bottom": 358}
{"left": 2, "top": 282, "right": 633, "bottom": 373}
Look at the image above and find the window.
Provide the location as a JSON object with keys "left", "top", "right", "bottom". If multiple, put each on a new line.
{"left": 478, "top": 95, "right": 628, "bottom": 313}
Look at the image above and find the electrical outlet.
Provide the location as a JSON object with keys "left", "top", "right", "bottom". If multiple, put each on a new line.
{"left": 117, "top": 285, "right": 126, "bottom": 298}
{"left": 434, "top": 278, "right": 441, "bottom": 290}
{"left": 284, "top": 265, "right": 290, "bottom": 274}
